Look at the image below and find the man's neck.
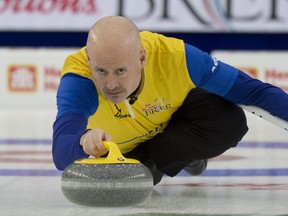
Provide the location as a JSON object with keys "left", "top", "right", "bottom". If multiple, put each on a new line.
{"left": 128, "top": 69, "right": 145, "bottom": 105}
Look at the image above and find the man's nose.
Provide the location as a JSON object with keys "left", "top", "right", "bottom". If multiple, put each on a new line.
{"left": 105, "top": 75, "right": 119, "bottom": 90}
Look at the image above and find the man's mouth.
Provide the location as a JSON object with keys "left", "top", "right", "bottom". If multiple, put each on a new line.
{"left": 105, "top": 91, "right": 123, "bottom": 97}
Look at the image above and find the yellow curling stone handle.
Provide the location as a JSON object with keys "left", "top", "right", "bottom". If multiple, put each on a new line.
{"left": 75, "top": 141, "right": 140, "bottom": 164}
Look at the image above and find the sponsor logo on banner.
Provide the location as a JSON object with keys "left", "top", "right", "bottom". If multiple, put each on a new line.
{"left": 237, "top": 66, "right": 259, "bottom": 79}
{"left": 7, "top": 65, "right": 37, "bottom": 92}
{"left": 265, "top": 68, "right": 288, "bottom": 93}
{"left": 0, "top": 0, "right": 96, "bottom": 14}
{"left": 44, "top": 67, "right": 61, "bottom": 91}
{"left": 0, "top": 0, "right": 287, "bottom": 32}
{"left": 0, "top": 48, "right": 76, "bottom": 107}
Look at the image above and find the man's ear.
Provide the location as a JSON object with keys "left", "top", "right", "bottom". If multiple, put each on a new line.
{"left": 85, "top": 47, "right": 90, "bottom": 63}
{"left": 140, "top": 48, "right": 146, "bottom": 68}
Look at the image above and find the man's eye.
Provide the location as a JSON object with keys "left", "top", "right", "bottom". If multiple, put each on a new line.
{"left": 97, "top": 69, "right": 106, "bottom": 75}
{"left": 117, "top": 69, "right": 126, "bottom": 74}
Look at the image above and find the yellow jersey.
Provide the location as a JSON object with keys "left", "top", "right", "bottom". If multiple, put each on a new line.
{"left": 61, "top": 31, "right": 195, "bottom": 153}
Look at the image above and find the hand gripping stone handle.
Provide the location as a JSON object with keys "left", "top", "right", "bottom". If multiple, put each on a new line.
{"left": 75, "top": 141, "right": 140, "bottom": 164}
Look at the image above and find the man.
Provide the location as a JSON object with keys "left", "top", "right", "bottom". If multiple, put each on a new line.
{"left": 53, "top": 16, "right": 288, "bottom": 185}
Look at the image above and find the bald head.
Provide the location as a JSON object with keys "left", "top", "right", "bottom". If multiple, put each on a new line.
{"left": 85, "top": 16, "right": 146, "bottom": 104}
{"left": 87, "top": 16, "right": 141, "bottom": 53}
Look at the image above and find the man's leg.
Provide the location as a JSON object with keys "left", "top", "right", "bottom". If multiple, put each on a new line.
{"left": 126, "top": 88, "right": 248, "bottom": 183}
{"left": 147, "top": 88, "right": 248, "bottom": 177}
{"left": 124, "top": 146, "right": 164, "bottom": 185}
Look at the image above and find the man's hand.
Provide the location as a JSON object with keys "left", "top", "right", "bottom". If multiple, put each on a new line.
{"left": 80, "top": 128, "right": 112, "bottom": 157}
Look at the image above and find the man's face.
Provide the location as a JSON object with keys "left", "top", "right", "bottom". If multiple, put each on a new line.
{"left": 87, "top": 45, "right": 145, "bottom": 104}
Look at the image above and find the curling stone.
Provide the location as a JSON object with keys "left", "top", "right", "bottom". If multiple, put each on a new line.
{"left": 61, "top": 141, "right": 153, "bottom": 207}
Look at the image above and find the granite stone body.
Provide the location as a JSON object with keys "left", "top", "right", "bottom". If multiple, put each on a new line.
{"left": 61, "top": 163, "right": 153, "bottom": 207}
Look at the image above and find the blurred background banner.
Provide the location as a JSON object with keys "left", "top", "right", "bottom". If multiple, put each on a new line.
{"left": 0, "top": 48, "right": 77, "bottom": 107}
{"left": 0, "top": 0, "right": 288, "bottom": 32}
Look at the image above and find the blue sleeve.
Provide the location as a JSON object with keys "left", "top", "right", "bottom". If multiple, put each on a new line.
{"left": 52, "top": 114, "right": 90, "bottom": 170}
{"left": 184, "top": 43, "right": 238, "bottom": 96}
{"left": 52, "top": 73, "right": 99, "bottom": 170}
{"left": 56, "top": 73, "right": 98, "bottom": 119}
{"left": 224, "top": 71, "right": 288, "bottom": 121}
{"left": 185, "top": 43, "right": 288, "bottom": 121}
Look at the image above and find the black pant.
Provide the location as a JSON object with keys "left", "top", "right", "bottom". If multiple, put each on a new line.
{"left": 125, "top": 88, "right": 248, "bottom": 182}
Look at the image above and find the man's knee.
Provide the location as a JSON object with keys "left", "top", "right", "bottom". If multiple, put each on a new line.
{"left": 221, "top": 104, "right": 248, "bottom": 146}
{"left": 204, "top": 103, "right": 248, "bottom": 157}
{"left": 184, "top": 90, "right": 249, "bottom": 157}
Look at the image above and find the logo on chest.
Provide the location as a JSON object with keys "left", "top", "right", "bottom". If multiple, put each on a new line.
{"left": 113, "top": 98, "right": 172, "bottom": 119}
{"left": 114, "top": 104, "right": 131, "bottom": 119}
{"left": 142, "top": 98, "right": 171, "bottom": 116}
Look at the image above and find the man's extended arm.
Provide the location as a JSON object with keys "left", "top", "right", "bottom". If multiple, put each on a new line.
{"left": 52, "top": 73, "right": 98, "bottom": 170}
{"left": 184, "top": 43, "right": 288, "bottom": 121}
